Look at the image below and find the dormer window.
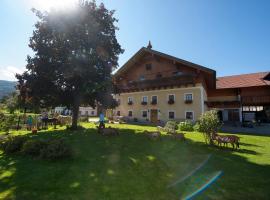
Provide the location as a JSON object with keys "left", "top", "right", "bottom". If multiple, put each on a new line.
{"left": 145, "top": 63, "right": 152, "bottom": 70}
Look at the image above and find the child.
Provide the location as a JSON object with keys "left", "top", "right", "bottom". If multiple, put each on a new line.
{"left": 98, "top": 112, "right": 105, "bottom": 130}
{"left": 26, "top": 115, "right": 33, "bottom": 131}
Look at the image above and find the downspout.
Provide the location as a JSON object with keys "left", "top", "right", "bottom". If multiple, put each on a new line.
{"left": 200, "top": 87, "right": 205, "bottom": 114}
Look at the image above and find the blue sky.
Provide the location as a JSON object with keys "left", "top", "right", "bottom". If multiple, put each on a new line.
{"left": 0, "top": 0, "right": 269, "bottom": 81}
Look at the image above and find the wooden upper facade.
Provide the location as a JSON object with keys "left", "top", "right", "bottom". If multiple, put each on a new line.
{"left": 113, "top": 45, "right": 270, "bottom": 108}
{"left": 113, "top": 46, "right": 216, "bottom": 93}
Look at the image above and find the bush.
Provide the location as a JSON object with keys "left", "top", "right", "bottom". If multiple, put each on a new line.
{"left": 0, "top": 112, "right": 18, "bottom": 133}
{"left": 197, "top": 110, "right": 222, "bottom": 144}
{"left": 1, "top": 136, "right": 27, "bottom": 154}
{"left": 40, "top": 138, "right": 71, "bottom": 160}
{"left": 22, "top": 139, "right": 46, "bottom": 157}
{"left": 178, "top": 120, "right": 194, "bottom": 131}
{"left": 193, "top": 123, "right": 200, "bottom": 132}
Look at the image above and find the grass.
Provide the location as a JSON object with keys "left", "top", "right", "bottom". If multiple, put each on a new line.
{"left": 0, "top": 123, "right": 270, "bottom": 200}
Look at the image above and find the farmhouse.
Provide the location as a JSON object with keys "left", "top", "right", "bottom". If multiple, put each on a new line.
{"left": 113, "top": 43, "right": 270, "bottom": 123}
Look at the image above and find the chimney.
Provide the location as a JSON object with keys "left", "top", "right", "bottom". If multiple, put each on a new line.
{"left": 147, "top": 41, "right": 152, "bottom": 49}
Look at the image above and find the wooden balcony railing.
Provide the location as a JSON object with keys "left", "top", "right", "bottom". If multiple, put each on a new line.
{"left": 115, "top": 74, "right": 195, "bottom": 93}
{"left": 205, "top": 100, "right": 241, "bottom": 108}
{"left": 241, "top": 96, "right": 270, "bottom": 105}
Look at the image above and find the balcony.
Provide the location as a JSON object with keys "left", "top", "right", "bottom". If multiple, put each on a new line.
{"left": 116, "top": 74, "right": 195, "bottom": 93}
{"left": 242, "top": 96, "right": 270, "bottom": 105}
{"left": 205, "top": 100, "right": 240, "bottom": 108}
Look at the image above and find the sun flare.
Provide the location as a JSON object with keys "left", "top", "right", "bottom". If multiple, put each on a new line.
{"left": 28, "top": 0, "right": 78, "bottom": 11}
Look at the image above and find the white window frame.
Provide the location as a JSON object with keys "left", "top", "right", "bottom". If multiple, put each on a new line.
{"left": 168, "top": 94, "right": 175, "bottom": 101}
{"left": 141, "top": 110, "right": 148, "bottom": 118}
{"left": 128, "top": 97, "right": 133, "bottom": 103}
{"left": 142, "top": 96, "right": 148, "bottom": 103}
{"left": 128, "top": 110, "right": 133, "bottom": 117}
{"left": 185, "top": 111, "right": 194, "bottom": 120}
{"left": 151, "top": 95, "right": 158, "bottom": 103}
{"left": 168, "top": 110, "right": 176, "bottom": 119}
{"left": 184, "top": 93, "right": 193, "bottom": 101}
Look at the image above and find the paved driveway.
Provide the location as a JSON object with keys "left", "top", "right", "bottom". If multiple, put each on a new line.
{"left": 221, "top": 123, "right": 270, "bottom": 135}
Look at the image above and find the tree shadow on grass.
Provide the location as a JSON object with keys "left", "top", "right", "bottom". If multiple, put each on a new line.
{"left": 0, "top": 127, "right": 270, "bottom": 200}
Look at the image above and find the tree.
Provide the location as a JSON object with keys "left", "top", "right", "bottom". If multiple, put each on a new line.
{"left": 197, "top": 110, "right": 222, "bottom": 144}
{"left": 16, "top": 0, "right": 123, "bottom": 129}
{"left": 0, "top": 92, "right": 19, "bottom": 114}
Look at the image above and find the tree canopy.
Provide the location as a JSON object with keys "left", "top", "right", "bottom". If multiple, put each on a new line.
{"left": 16, "top": 0, "right": 123, "bottom": 128}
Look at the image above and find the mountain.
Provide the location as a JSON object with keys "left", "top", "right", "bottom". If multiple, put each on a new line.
{"left": 0, "top": 80, "right": 17, "bottom": 99}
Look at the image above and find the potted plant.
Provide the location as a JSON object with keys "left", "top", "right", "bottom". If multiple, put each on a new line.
{"left": 141, "top": 101, "right": 147, "bottom": 105}
{"left": 168, "top": 99, "right": 175, "bottom": 104}
{"left": 185, "top": 99, "right": 193, "bottom": 104}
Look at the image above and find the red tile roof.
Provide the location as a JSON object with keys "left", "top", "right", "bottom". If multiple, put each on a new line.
{"left": 217, "top": 72, "right": 270, "bottom": 89}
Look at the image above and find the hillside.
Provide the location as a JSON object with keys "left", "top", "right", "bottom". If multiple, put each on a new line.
{"left": 0, "top": 80, "right": 17, "bottom": 99}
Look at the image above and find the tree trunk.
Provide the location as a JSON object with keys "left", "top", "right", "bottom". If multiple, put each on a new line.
{"left": 71, "top": 95, "right": 80, "bottom": 129}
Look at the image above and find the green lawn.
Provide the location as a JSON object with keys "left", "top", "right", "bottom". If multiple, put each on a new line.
{"left": 0, "top": 123, "right": 270, "bottom": 200}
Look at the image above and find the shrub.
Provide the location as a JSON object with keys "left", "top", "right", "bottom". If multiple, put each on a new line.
{"left": 40, "top": 138, "right": 71, "bottom": 160}
{"left": 193, "top": 123, "right": 200, "bottom": 132}
{"left": 197, "top": 110, "right": 222, "bottom": 144}
{"left": 22, "top": 139, "right": 46, "bottom": 157}
{"left": 0, "top": 112, "right": 18, "bottom": 133}
{"left": 1, "top": 136, "right": 27, "bottom": 154}
{"left": 178, "top": 121, "right": 194, "bottom": 131}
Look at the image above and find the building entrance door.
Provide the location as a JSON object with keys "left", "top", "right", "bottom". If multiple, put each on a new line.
{"left": 150, "top": 109, "right": 158, "bottom": 124}
{"left": 228, "top": 109, "right": 240, "bottom": 121}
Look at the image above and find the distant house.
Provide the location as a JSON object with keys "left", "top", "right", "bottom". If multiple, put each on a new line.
{"left": 113, "top": 43, "right": 270, "bottom": 123}
{"left": 55, "top": 106, "right": 97, "bottom": 117}
{"left": 79, "top": 107, "right": 97, "bottom": 117}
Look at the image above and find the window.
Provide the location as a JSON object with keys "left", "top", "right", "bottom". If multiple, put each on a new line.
{"left": 185, "top": 93, "right": 193, "bottom": 101}
{"left": 128, "top": 110, "right": 133, "bottom": 117}
{"left": 116, "top": 111, "right": 120, "bottom": 116}
{"left": 185, "top": 111, "right": 194, "bottom": 120}
{"left": 142, "top": 110, "right": 148, "bottom": 118}
{"left": 151, "top": 96, "right": 157, "bottom": 104}
{"left": 169, "top": 111, "right": 175, "bottom": 119}
{"left": 116, "top": 99, "right": 120, "bottom": 105}
{"left": 128, "top": 97, "right": 133, "bottom": 105}
{"left": 139, "top": 75, "right": 145, "bottom": 81}
{"left": 91, "top": 111, "right": 95, "bottom": 115}
{"left": 142, "top": 96, "right": 148, "bottom": 103}
{"left": 145, "top": 63, "right": 152, "bottom": 70}
{"left": 168, "top": 94, "right": 175, "bottom": 101}
{"left": 128, "top": 97, "right": 133, "bottom": 103}
{"left": 172, "top": 71, "right": 182, "bottom": 76}
{"left": 168, "top": 94, "right": 175, "bottom": 104}
{"left": 141, "top": 96, "right": 148, "bottom": 105}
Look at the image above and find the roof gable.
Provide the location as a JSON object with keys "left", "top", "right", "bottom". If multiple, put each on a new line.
{"left": 114, "top": 47, "right": 216, "bottom": 78}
